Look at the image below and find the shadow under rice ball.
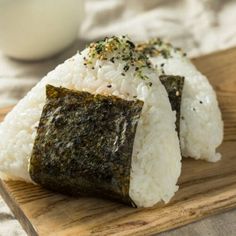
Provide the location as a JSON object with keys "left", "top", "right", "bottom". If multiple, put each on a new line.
{"left": 29, "top": 84, "right": 143, "bottom": 206}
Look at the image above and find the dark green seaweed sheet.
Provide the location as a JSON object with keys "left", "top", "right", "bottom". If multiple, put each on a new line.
{"left": 160, "top": 75, "right": 184, "bottom": 135}
{"left": 29, "top": 85, "right": 143, "bottom": 206}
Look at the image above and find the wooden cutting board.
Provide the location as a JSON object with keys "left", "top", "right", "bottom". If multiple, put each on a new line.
{"left": 0, "top": 47, "right": 236, "bottom": 236}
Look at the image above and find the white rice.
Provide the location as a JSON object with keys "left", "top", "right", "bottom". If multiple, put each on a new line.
{"left": 0, "top": 38, "right": 182, "bottom": 207}
{"left": 147, "top": 42, "right": 223, "bottom": 162}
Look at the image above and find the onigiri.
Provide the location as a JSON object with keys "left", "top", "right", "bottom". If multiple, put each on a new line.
{"left": 136, "top": 39, "right": 223, "bottom": 162}
{"left": 0, "top": 36, "right": 182, "bottom": 207}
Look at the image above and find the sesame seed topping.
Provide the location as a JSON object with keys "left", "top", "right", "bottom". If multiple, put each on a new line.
{"left": 82, "top": 36, "right": 154, "bottom": 81}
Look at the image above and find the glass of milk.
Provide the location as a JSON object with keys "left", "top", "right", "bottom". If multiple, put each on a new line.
{"left": 0, "top": 0, "right": 84, "bottom": 60}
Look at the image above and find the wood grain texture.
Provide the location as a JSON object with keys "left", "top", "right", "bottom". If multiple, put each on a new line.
{"left": 0, "top": 47, "right": 236, "bottom": 236}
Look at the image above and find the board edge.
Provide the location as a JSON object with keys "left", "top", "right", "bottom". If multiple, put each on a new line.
{"left": 0, "top": 179, "right": 38, "bottom": 236}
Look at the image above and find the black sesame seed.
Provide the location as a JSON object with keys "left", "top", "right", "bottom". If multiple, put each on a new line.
{"left": 121, "top": 73, "right": 125, "bottom": 76}
{"left": 124, "top": 65, "right": 129, "bottom": 72}
{"left": 126, "top": 40, "right": 135, "bottom": 49}
{"left": 110, "top": 57, "right": 115, "bottom": 63}
{"left": 107, "top": 84, "right": 112, "bottom": 88}
{"left": 200, "top": 100, "right": 203, "bottom": 104}
{"left": 161, "top": 63, "right": 164, "bottom": 67}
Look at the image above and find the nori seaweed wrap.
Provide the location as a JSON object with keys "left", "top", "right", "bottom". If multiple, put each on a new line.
{"left": 29, "top": 85, "right": 143, "bottom": 206}
{"left": 160, "top": 75, "right": 184, "bottom": 134}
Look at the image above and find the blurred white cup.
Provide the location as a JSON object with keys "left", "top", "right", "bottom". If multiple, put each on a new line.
{"left": 0, "top": 0, "right": 84, "bottom": 60}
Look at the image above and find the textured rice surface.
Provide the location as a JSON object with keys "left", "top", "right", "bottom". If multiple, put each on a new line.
{"left": 0, "top": 38, "right": 182, "bottom": 207}
{"left": 148, "top": 42, "right": 223, "bottom": 162}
